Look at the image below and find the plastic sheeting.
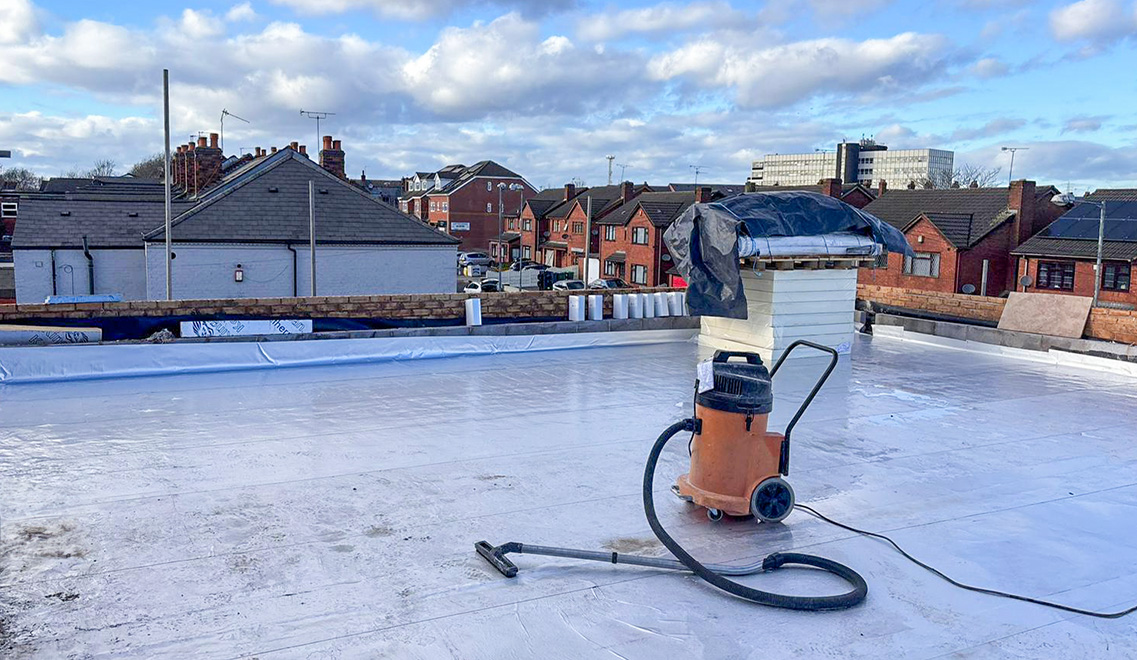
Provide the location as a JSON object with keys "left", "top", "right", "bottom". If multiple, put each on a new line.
{"left": 2, "top": 334, "right": 1137, "bottom": 657}
{"left": 0, "top": 329, "right": 697, "bottom": 385}
{"left": 665, "top": 191, "right": 913, "bottom": 318}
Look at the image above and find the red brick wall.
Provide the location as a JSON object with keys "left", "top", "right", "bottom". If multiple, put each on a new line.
{"left": 858, "top": 217, "right": 959, "bottom": 293}
{"left": 599, "top": 209, "right": 671, "bottom": 286}
{"left": 0, "top": 287, "right": 683, "bottom": 325}
{"left": 858, "top": 283, "right": 1137, "bottom": 344}
{"left": 427, "top": 179, "right": 534, "bottom": 252}
{"left": 840, "top": 189, "right": 874, "bottom": 209}
{"left": 956, "top": 223, "right": 1013, "bottom": 296}
{"left": 1015, "top": 258, "right": 1137, "bottom": 306}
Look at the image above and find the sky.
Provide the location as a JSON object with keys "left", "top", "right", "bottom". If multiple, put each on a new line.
{"left": 1, "top": 0, "right": 1136, "bottom": 191}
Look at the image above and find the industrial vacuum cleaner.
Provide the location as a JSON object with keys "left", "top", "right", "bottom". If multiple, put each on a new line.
{"left": 477, "top": 341, "right": 870, "bottom": 611}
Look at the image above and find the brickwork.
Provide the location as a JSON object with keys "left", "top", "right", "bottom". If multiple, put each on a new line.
{"left": 858, "top": 217, "right": 959, "bottom": 293}
{"left": 1015, "top": 258, "right": 1137, "bottom": 307}
{"left": 858, "top": 283, "right": 1137, "bottom": 344}
{"left": 0, "top": 288, "right": 682, "bottom": 324}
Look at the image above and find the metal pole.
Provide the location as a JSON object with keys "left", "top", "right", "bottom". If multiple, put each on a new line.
{"left": 980, "top": 259, "right": 989, "bottom": 297}
{"left": 1008, "top": 151, "right": 1014, "bottom": 185}
{"left": 1093, "top": 201, "right": 1105, "bottom": 307}
{"left": 497, "top": 185, "right": 503, "bottom": 271}
{"left": 309, "top": 180, "right": 316, "bottom": 297}
{"left": 163, "top": 69, "right": 172, "bottom": 301}
{"left": 583, "top": 196, "right": 592, "bottom": 283}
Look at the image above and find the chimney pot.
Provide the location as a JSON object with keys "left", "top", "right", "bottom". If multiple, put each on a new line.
{"left": 289, "top": 141, "right": 298, "bottom": 151}
{"left": 187, "top": 142, "right": 195, "bottom": 151}
{"left": 198, "top": 136, "right": 207, "bottom": 148}
{"left": 299, "top": 145, "right": 307, "bottom": 156}
{"left": 621, "top": 181, "right": 634, "bottom": 202}
{"left": 271, "top": 147, "right": 278, "bottom": 154}
{"left": 209, "top": 133, "right": 219, "bottom": 149}
{"left": 323, "top": 135, "right": 333, "bottom": 150}
{"left": 564, "top": 183, "right": 576, "bottom": 201}
{"left": 332, "top": 139, "right": 341, "bottom": 150}
{"left": 877, "top": 180, "right": 887, "bottom": 196}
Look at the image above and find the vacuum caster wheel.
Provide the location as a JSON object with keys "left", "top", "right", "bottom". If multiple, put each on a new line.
{"left": 750, "top": 477, "right": 795, "bottom": 524}
{"left": 707, "top": 508, "right": 724, "bottom": 522}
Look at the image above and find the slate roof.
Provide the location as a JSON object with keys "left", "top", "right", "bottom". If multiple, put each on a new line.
{"left": 12, "top": 198, "right": 192, "bottom": 249}
{"left": 557, "top": 183, "right": 652, "bottom": 219}
{"left": 668, "top": 183, "right": 745, "bottom": 196}
{"left": 597, "top": 191, "right": 697, "bottom": 227}
{"left": 863, "top": 188, "right": 1016, "bottom": 248}
{"left": 1011, "top": 237, "right": 1137, "bottom": 261}
{"left": 145, "top": 151, "right": 457, "bottom": 246}
{"left": 524, "top": 188, "right": 572, "bottom": 219}
{"left": 39, "top": 176, "right": 165, "bottom": 197}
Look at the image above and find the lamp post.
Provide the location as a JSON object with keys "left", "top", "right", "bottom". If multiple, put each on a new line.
{"left": 1052, "top": 192, "right": 1107, "bottom": 307}
{"left": 1001, "top": 146, "right": 1028, "bottom": 184}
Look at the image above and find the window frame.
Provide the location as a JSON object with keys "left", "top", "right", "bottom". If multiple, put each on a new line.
{"left": 631, "top": 264, "right": 648, "bottom": 285}
{"left": 1102, "top": 262, "right": 1130, "bottom": 292}
{"left": 604, "top": 225, "right": 616, "bottom": 241}
{"left": 572, "top": 221, "right": 584, "bottom": 234}
{"left": 902, "top": 251, "right": 940, "bottom": 278}
{"left": 631, "top": 227, "right": 649, "bottom": 245}
{"left": 1037, "top": 260, "right": 1075, "bottom": 291}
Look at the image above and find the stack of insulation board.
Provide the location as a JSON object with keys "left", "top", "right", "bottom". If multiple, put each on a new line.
{"left": 699, "top": 268, "right": 857, "bottom": 361}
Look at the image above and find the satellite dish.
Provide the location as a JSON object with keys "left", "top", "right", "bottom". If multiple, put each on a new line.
{"left": 1019, "top": 275, "right": 1034, "bottom": 288}
{"left": 661, "top": 254, "right": 672, "bottom": 262}
{"left": 561, "top": 233, "right": 569, "bottom": 239}
{"left": 961, "top": 284, "right": 976, "bottom": 294}
{"left": 542, "top": 231, "right": 550, "bottom": 238}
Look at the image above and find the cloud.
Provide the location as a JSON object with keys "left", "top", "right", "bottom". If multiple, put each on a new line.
{"left": 648, "top": 32, "right": 953, "bottom": 108}
{"left": 807, "top": 0, "right": 892, "bottom": 18}
{"left": 403, "top": 14, "right": 647, "bottom": 119}
{"left": 576, "top": 1, "right": 756, "bottom": 42}
{"left": 268, "top": 0, "right": 574, "bottom": 20}
{"left": 226, "top": 2, "right": 258, "bottom": 22}
{"left": 177, "top": 9, "right": 224, "bottom": 39}
{"left": 949, "top": 118, "right": 1025, "bottom": 141}
{"left": 964, "top": 139, "right": 1137, "bottom": 186}
{"left": 969, "top": 57, "right": 1008, "bottom": 78}
{"left": 0, "top": 111, "right": 155, "bottom": 172}
{"left": 1062, "top": 115, "right": 1106, "bottom": 132}
{"left": 0, "top": 0, "right": 38, "bottom": 44}
{"left": 1049, "top": 0, "right": 1137, "bottom": 42}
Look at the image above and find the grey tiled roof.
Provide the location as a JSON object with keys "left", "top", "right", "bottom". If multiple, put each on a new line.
{"left": 1088, "top": 189, "right": 1137, "bottom": 201}
{"left": 12, "top": 198, "right": 192, "bottom": 248}
{"left": 669, "top": 183, "right": 745, "bottom": 196}
{"left": 145, "top": 153, "right": 457, "bottom": 245}
{"left": 864, "top": 188, "right": 1014, "bottom": 248}
{"left": 1012, "top": 237, "right": 1137, "bottom": 261}
{"left": 559, "top": 183, "right": 652, "bottom": 219}
{"left": 597, "top": 191, "right": 696, "bottom": 227}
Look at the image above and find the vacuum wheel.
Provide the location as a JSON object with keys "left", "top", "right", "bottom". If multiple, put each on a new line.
{"left": 750, "top": 477, "right": 795, "bottom": 524}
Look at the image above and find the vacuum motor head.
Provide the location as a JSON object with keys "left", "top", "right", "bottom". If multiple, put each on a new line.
{"left": 696, "top": 351, "right": 773, "bottom": 415}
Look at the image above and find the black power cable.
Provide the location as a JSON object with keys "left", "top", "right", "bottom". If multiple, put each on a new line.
{"left": 644, "top": 419, "right": 868, "bottom": 611}
{"left": 796, "top": 503, "right": 1137, "bottom": 619}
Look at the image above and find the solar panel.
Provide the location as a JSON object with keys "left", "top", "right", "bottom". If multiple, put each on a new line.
{"left": 1042, "top": 203, "right": 1137, "bottom": 241}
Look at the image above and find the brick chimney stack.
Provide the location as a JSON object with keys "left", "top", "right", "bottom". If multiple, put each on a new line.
{"left": 289, "top": 141, "right": 298, "bottom": 151}
{"left": 878, "top": 180, "right": 887, "bottom": 197}
{"left": 1008, "top": 179, "right": 1038, "bottom": 247}
{"left": 620, "top": 181, "right": 634, "bottom": 203}
{"left": 695, "top": 186, "right": 713, "bottom": 203}
{"left": 298, "top": 145, "right": 307, "bottom": 156}
{"left": 564, "top": 183, "right": 576, "bottom": 200}
{"left": 189, "top": 132, "right": 224, "bottom": 197}
{"left": 319, "top": 135, "right": 346, "bottom": 179}
{"left": 818, "top": 178, "right": 841, "bottom": 198}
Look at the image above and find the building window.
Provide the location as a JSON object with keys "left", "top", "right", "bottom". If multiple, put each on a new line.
{"left": 604, "top": 261, "right": 617, "bottom": 276}
{"left": 572, "top": 222, "right": 584, "bottom": 234}
{"left": 0, "top": 202, "right": 15, "bottom": 218}
{"left": 1037, "top": 261, "right": 1075, "bottom": 291}
{"left": 486, "top": 203, "right": 493, "bottom": 213}
{"left": 442, "top": 201, "right": 448, "bottom": 211}
{"left": 902, "top": 252, "right": 940, "bottom": 278}
{"left": 604, "top": 226, "right": 616, "bottom": 241}
{"left": 430, "top": 201, "right": 436, "bottom": 211}
{"left": 1102, "top": 262, "right": 1130, "bottom": 292}
{"left": 523, "top": 246, "right": 531, "bottom": 259}
{"left": 632, "top": 227, "right": 649, "bottom": 245}
{"left": 523, "top": 219, "right": 531, "bottom": 231}
{"left": 631, "top": 264, "right": 648, "bottom": 285}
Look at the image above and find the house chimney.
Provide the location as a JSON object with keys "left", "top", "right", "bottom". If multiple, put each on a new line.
{"left": 289, "top": 141, "right": 298, "bottom": 151}
{"left": 299, "top": 145, "right": 307, "bottom": 156}
{"left": 621, "top": 181, "right": 634, "bottom": 203}
{"left": 818, "top": 178, "right": 841, "bottom": 198}
{"left": 695, "top": 186, "right": 713, "bottom": 204}
{"left": 271, "top": 146, "right": 278, "bottom": 154}
{"left": 1008, "top": 180, "right": 1038, "bottom": 247}
{"left": 907, "top": 181, "right": 917, "bottom": 190}
{"left": 174, "top": 146, "right": 183, "bottom": 187}
{"left": 360, "top": 170, "right": 367, "bottom": 183}
{"left": 877, "top": 180, "right": 887, "bottom": 197}
{"left": 922, "top": 180, "right": 934, "bottom": 189}
{"left": 191, "top": 132, "right": 224, "bottom": 196}
{"left": 969, "top": 180, "right": 979, "bottom": 188}
{"left": 319, "top": 135, "right": 346, "bottom": 179}
{"left": 564, "top": 183, "right": 576, "bottom": 200}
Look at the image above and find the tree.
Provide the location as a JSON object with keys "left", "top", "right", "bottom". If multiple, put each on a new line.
{"left": 129, "top": 154, "right": 166, "bottom": 180}
{"left": 88, "top": 159, "right": 117, "bottom": 177}
{"left": 0, "top": 166, "right": 42, "bottom": 190}
{"left": 922, "top": 163, "right": 1002, "bottom": 189}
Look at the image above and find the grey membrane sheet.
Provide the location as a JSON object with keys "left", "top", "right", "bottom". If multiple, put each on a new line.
{"left": 2, "top": 333, "right": 1137, "bottom": 658}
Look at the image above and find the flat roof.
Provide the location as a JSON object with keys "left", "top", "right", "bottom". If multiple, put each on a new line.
{"left": 2, "top": 334, "right": 1137, "bottom": 656}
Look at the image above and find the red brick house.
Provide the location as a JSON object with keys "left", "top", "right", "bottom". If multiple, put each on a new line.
{"left": 398, "top": 161, "right": 535, "bottom": 251}
{"left": 859, "top": 180, "right": 1063, "bottom": 296}
{"left": 516, "top": 185, "right": 579, "bottom": 263}
{"left": 1012, "top": 189, "right": 1137, "bottom": 305}
{"left": 595, "top": 187, "right": 716, "bottom": 287}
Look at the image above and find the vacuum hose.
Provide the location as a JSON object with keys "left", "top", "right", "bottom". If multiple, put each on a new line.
{"left": 643, "top": 419, "right": 868, "bottom": 611}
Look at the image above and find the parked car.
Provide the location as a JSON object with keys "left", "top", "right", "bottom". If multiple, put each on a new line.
{"left": 460, "top": 251, "right": 492, "bottom": 267}
{"left": 523, "top": 262, "right": 550, "bottom": 272}
{"left": 464, "top": 279, "right": 501, "bottom": 293}
{"left": 589, "top": 278, "right": 630, "bottom": 289}
{"left": 552, "top": 279, "right": 586, "bottom": 291}
{"left": 508, "top": 259, "right": 536, "bottom": 271}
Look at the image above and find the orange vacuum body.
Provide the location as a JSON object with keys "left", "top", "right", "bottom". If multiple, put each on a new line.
{"left": 675, "top": 351, "right": 796, "bottom": 523}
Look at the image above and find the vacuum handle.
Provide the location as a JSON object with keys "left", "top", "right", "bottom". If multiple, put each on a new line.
{"left": 711, "top": 350, "right": 763, "bottom": 365}
{"left": 770, "top": 340, "right": 840, "bottom": 476}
